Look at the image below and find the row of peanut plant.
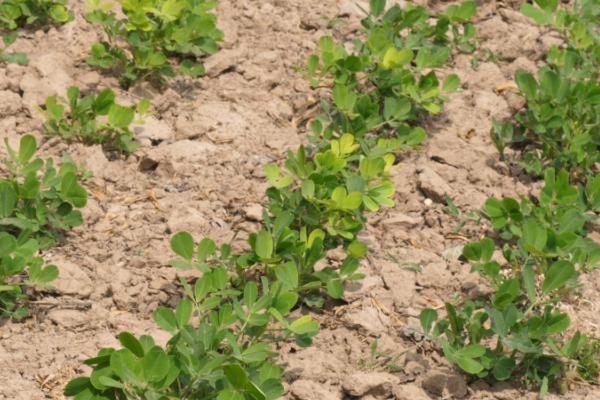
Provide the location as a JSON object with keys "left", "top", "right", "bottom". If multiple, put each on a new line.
{"left": 0, "top": 0, "right": 73, "bottom": 65}
{"left": 422, "top": 0, "right": 600, "bottom": 397}
{"left": 63, "top": 1, "right": 478, "bottom": 399}
{"left": 0, "top": 0, "right": 222, "bottom": 88}
{"left": 0, "top": 0, "right": 86, "bottom": 321}
{"left": 0, "top": 135, "right": 87, "bottom": 319}
{"left": 1, "top": 0, "right": 222, "bottom": 318}
{"left": 1, "top": 0, "right": 228, "bottom": 318}
{"left": 491, "top": 0, "right": 599, "bottom": 179}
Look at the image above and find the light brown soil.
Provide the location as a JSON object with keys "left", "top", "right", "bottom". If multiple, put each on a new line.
{"left": 1, "top": 0, "right": 599, "bottom": 399}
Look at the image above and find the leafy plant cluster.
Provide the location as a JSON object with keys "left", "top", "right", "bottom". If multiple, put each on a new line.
{"left": 64, "top": 1, "right": 476, "bottom": 398}
{"left": 421, "top": 169, "right": 600, "bottom": 396}
{"left": 0, "top": 0, "right": 72, "bottom": 29}
{"left": 85, "top": 0, "right": 224, "bottom": 88}
{"left": 306, "top": 0, "right": 476, "bottom": 149}
{"left": 491, "top": 0, "right": 600, "bottom": 179}
{"left": 0, "top": 135, "right": 87, "bottom": 319}
{"left": 64, "top": 131, "right": 396, "bottom": 399}
{"left": 44, "top": 86, "right": 150, "bottom": 154}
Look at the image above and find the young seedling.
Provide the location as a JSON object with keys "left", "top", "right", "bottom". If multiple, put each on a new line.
{"left": 85, "top": 0, "right": 224, "bottom": 88}
{"left": 44, "top": 86, "right": 150, "bottom": 154}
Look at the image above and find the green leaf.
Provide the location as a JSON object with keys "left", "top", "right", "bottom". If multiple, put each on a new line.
{"left": 180, "top": 60, "right": 205, "bottom": 78}
{"left": 420, "top": 308, "right": 438, "bottom": 335}
{"left": 521, "top": 3, "right": 552, "bottom": 25}
{"left": 3, "top": 52, "right": 28, "bottom": 66}
{"left": 0, "top": 233, "right": 17, "bottom": 254}
{"left": 60, "top": 173, "right": 87, "bottom": 208}
{"left": 0, "top": 182, "right": 17, "bottom": 218}
{"left": 175, "top": 298, "right": 193, "bottom": 327}
{"left": 381, "top": 48, "right": 413, "bottom": 69}
{"left": 255, "top": 230, "right": 273, "bottom": 259}
{"left": 326, "top": 278, "right": 344, "bottom": 299}
{"left": 289, "top": 315, "right": 319, "bottom": 336}
{"left": 347, "top": 240, "right": 367, "bottom": 258}
{"left": 332, "top": 85, "right": 357, "bottom": 113}
{"left": 542, "top": 261, "right": 576, "bottom": 294}
{"left": 97, "top": 376, "right": 124, "bottom": 389}
{"left": 18, "top": 135, "right": 36, "bottom": 164}
{"left": 243, "top": 282, "right": 258, "bottom": 308}
{"left": 443, "top": 74, "right": 461, "bottom": 92}
{"left": 445, "top": 0, "right": 477, "bottom": 21}
{"left": 463, "top": 238, "right": 494, "bottom": 262}
{"left": 493, "top": 357, "right": 515, "bottom": 380}
{"left": 142, "top": 346, "right": 170, "bottom": 382}
{"left": 154, "top": 307, "right": 178, "bottom": 333}
{"left": 369, "top": 0, "right": 386, "bottom": 16}
{"left": 118, "top": 332, "right": 144, "bottom": 357}
{"left": 2, "top": 32, "right": 17, "bottom": 46}
{"left": 63, "top": 377, "right": 92, "bottom": 396}
{"left": 94, "top": 89, "right": 116, "bottom": 114}
{"left": 456, "top": 355, "right": 484, "bottom": 374}
{"left": 223, "top": 365, "right": 266, "bottom": 400}
{"left": 522, "top": 264, "right": 537, "bottom": 303}
{"left": 493, "top": 279, "right": 520, "bottom": 309}
{"left": 546, "top": 313, "right": 570, "bottom": 334}
{"left": 50, "top": 4, "right": 72, "bottom": 22}
{"left": 515, "top": 69, "right": 537, "bottom": 99}
{"left": 458, "top": 344, "right": 486, "bottom": 358}
{"left": 274, "top": 262, "right": 298, "bottom": 290}
{"left": 171, "top": 232, "right": 194, "bottom": 260}
{"left": 217, "top": 389, "right": 244, "bottom": 400}
{"left": 521, "top": 219, "right": 547, "bottom": 253}
{"left": 108, "top": 104, "right": 134, "bottom": 129}
{"left": 29, "top": 264, "right": 59, "bottom": 284}
{"left": 197, "top": 237, "right": 216, "bottom": 261}
{"left": 110, "top": 349, "right": 141, "bottom": 382}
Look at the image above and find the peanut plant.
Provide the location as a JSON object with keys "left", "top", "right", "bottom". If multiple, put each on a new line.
{"left": 65, "top": 1, "right": 476, "bottom": 398}
{"left": 491, "top": 0, "right": 600, "bottom": 179}
{"left": 1, "top": 135, "right": 88, "bottom": 248}
{"left": 307, "top": 0, "right": 476, "bottom": 149}
{"left": 64, "top": 132, "right": 397, "bottom": 399}
{"left": 85, "top": 0, "right": 224, "bottom": 88}
{"left": 0, "top": 0, "right": 72, "bottom": 29}
{"left": 1, "top": 135, "right": 87, "bottom": 319}
{"left": 0, "top": 232, "right": 58, "bottom": 319}
{"left": 64, "top": 235, "right": 320, "bottom": 400}
{"left": 421, "top": 169, "right": 600, "bottom": 396}
{"left": 44, "top": 87, "right": 150, "bottom": 154}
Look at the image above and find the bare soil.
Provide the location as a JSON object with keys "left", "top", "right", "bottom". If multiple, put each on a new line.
{"left": 1, "top": 0, "right": 599, "bottom": 399}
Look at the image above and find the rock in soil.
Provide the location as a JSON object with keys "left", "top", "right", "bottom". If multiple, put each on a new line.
{"left": 342, "top": 371, "right": 399, "bottom": 397}
{"left": 421, "top": 370, "right": 468, "bottom": 398}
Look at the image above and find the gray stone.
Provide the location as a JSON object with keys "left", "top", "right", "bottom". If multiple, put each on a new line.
{"left": 51, "top": 259, "right": 93, "bottom": 298}
{"left": 342, "top": 371, "right": 399, "bottom": 397}
{"left": 47, "top": 309, "right": 87, "bottom": 328}
{"left": 422, "top": 370, "right": 468, "bottom": 398}
{"left": 417, "top": 167, "right": 452, "bottom": 203}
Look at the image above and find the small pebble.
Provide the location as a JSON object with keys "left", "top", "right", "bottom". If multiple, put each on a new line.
{"left": 424, "top": 198, "right": 433, "bottom": 207}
